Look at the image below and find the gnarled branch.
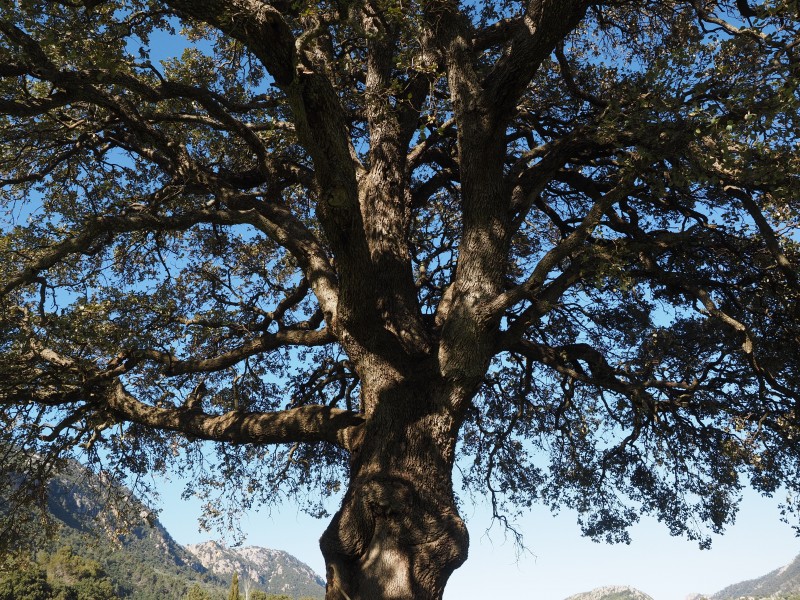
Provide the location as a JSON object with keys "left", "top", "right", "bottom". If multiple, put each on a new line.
{"left": 104, "top": 380, "right": 364, "bottom": 450}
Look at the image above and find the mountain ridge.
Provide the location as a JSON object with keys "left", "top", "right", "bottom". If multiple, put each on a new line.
{"left": 186, "top": 540, "right": 326, "bottom": 598}
{"left": 563, "top": 584, "right": 656, "bottom": 600}
{"left": 710, "top": 551, "right": 800, "bottom": 599}
{"left": 5, "top": 459, "right": 326, "bottom": 599}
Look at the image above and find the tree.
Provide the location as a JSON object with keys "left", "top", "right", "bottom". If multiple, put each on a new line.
{"left": 0, "top": 547, "right": 119, "bottom": 600}
{"left": 43, "top": 546, "right": 119, "bottom": 600}
{"left": 1, "top": 1, "right": 799, "bottom": 599}
{"left": 228, "top": 572, "right": 241, "bottom": 600}
{"left": 183, "top": 585, "right": 212, "bottom": 600}
{"left": 0, "top": 567, "right": 53, "bottom": 600}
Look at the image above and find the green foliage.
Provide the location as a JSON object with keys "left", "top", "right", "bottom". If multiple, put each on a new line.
{"left": 183, "top": 584, "right": 212, "bottom": 600}
{"left": 50, "top": 525, "right": 227, "bottom": 600}
{"left": 714, "top": 550, "right": 800, "bottom": 598}
{"left": 0, "top": 547, "right": 118, "bottom": 600}
{"left": 0, "top": 460, "right": 229, "bottom": 600}
{"left": 0, "top": 567, "right": 53, "bottom": 600}
{"left": 41, "top": 546, "right": 118, "bottom": 600}
{"left": 228, "top": 572, "right": 240, "bottom": 600}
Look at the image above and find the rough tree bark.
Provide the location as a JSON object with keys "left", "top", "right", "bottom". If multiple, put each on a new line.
{"left": 319, "top": 367, "right": 470, "bottom": 600}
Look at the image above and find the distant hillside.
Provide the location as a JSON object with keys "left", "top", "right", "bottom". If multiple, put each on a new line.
{"left": 3, "top": 459, "right": 326, "bottom": 599}
{"left": 711, "top": 552, "right": 800, "bottom": 599}
{"left": 564, "top": 585, "right": 655, "bottom": 600}
{"left": 187, "top": 540, "right": 325, "bottom": 599}
{"left": 40, "top": 462, "right": 229, "bottom": 599}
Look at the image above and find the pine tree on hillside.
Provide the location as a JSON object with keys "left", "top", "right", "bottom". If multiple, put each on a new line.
{"left": 228, "top": 572, "right": 241, "bottom": 600}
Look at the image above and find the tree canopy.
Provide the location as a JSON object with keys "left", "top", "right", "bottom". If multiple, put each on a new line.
{"left": 1, "top": 0, "right": 800, "bottom": 598}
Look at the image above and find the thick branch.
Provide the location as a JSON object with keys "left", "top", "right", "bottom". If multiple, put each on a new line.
{"left": 0, "top": 92, "right": 73, "bottom": 117}
{"left": 554, "top": 43, "right": 608, "bottom": 109}
{"left": 162, "top": 0, "right": 297, "bottom": 86}
{"left": 358, "top": 4, "right": 430, "bottom": 354}
{"left": 481, "top": 0, "right": 589, "bottom": 125}
{"left": 162, "top": 0, "right": 386, "bottom": 355}
{"left": 229, "top": 196, "right": 340, "bottom": 326}
{"left": 104, "top": 381, "right": 364, "bottom": 450}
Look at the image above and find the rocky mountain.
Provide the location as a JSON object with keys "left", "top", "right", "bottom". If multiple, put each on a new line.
{"left": 5, "top": 459, "right": 326, "bottom": 599}
{"left": 42, "top": 463, "right": 228, "bottom": 599}
{"left": 711, "top": 552, "right": 800, "bottom": 599}
{"left": 564, "top": 585, "right": 656, "bottom": 600}
{"left": 187, "top": 541, "right": 325, "bottom": 598}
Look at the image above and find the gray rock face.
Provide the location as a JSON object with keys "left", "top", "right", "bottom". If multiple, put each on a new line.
{"left": 564, "top": 585, "right": 656, "bottom": 600}
{"left": 711, "top": 552, "right": 800, "bottom": 599}
{"left": 8, "top": 458, "right": 325, "bottom": 599}
{"left": 186, "top": 540, "right": 325, "bottom": 598}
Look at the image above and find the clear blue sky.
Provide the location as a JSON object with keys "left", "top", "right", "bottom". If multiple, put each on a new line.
{"left": 155, "top": 472, "right": 799, "bottom": 600}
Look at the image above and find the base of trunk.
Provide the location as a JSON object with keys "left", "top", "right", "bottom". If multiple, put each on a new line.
{"left": 320, "top": 474, "right": 468, "bottom": 600}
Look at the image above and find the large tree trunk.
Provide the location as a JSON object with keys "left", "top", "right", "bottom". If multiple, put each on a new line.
{"left": 319, "top": 376, "right": 469, "bottom": 600}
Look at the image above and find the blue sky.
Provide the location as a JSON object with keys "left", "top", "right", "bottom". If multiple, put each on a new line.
{"left": 155, "top": 471, "right": 799, "bottom": 600}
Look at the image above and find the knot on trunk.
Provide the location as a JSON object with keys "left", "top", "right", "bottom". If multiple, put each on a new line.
{"left": 363, "top": 477, "right": 413, "bottom": 518}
